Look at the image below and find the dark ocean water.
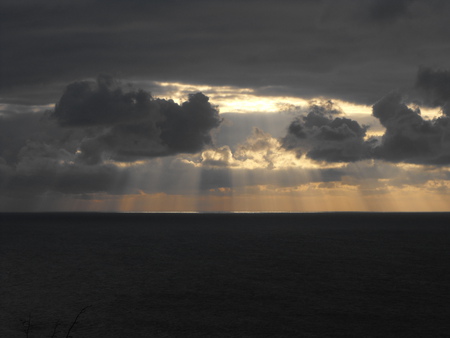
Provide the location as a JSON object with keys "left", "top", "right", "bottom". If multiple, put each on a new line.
{"left": 1, "top": 213, "right": 450, "bottom": 337}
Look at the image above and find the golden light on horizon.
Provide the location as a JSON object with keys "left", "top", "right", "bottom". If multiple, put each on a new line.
{"left": 62, "top": 183, "right": 449, "bottom": 213}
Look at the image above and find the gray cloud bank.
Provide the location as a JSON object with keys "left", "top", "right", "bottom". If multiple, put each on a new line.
{"left": 0, "top": 76, "right": 221, "bottom": 197}
{"left": 282, "top": 67, "right": 450, "bottom": 165}
{"left": 1, "top": 0, "right": 450, "bottom": 106}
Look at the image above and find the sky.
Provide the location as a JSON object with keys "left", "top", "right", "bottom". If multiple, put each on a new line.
{"left": 1, "top": 0, "right": 450, "bottom": 212}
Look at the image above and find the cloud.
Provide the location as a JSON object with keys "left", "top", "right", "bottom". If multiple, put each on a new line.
{"left": 0, "top": 109, "right": 126, "bottom": 196}
{"left": 280, "top": 68, "right": 450, "bottom": 165}
{"left": 367, "top": 0, "right": 416, "bottom": 22}
{"left": 415, "top": 66, "right": 450, "bottom": 115}
{"left": 281, "top": 101, "right": 375, "bottom": 162}
{"left": 0, "top": 110, "right": 86, "bottom": 167}
{"left": 234, "top": 128, "right": 281, "bottom": 169}
{"left": 200, "top": 146, "right": 235, "bottom": 168}
{"left": 372, "top": 92, "right": 450, "bottom": 164}
{"left": 52, "top": 76, "right": 222, "bottom": 163}
{"left": 0, "top": 77, "right": 221, "bottom": 200}
{"left": 53, "top": 75, "right": 156, "bottom": 126}
{"left": 214, "top": 112, "right": 295, "bottom": 150}
{"left": 198, "top": 127, "right": 317, "bottom": 170}
{"left": 2, "top": 0, "right": 450, "bottom": 106}
{"left": 3, "top": 64, "right": 450, "bottom": 208}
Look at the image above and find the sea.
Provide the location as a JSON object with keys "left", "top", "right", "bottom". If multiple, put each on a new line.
{"left": 1, "top": 212, "right": 450, "bottom": 337}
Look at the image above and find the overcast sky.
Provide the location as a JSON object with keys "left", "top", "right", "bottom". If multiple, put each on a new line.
{"left": 1, "top": 0, "right": 450, "bottom": 212}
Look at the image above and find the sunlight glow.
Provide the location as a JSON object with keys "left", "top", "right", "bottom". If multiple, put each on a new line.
{"left": 0, "top": 103, "right": 55, "bottom": 115}
{"left": 184, "top": 144, "right": 345, "bottom": 170}
{"left": 153, "top": 81, "right": 310, "bottom": 114}
{"left": 131, "top": 80, "right": 376, "bottom": 116}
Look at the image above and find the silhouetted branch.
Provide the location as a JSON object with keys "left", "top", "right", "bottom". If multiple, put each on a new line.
{"left": 65, "top": 305, "right": 92, "bottom": 338}
{"left": 50, "top": 320, "right": 61, "bottom": 338}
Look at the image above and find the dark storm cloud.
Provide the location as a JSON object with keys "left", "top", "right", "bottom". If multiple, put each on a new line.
{"left": 415, "top": 67, "right": 450, "bottom": 115}
{"left": 372, "top": 92, "right": 450, "bottom": 164}
{"left": 52, "top": 76, "right": 221, "bottom": 163}
{"left": 280, "top": 66, "right": 450, "bottom": 165}
{"left": 282, "top": 102, "right": 375, "bottom": 162}
{"left": 2, "top": 0, "right": 450, "bottom": 106}
{"left": 368, "top": 66, "right": 450, "bottom": 165}
{"left": 53, "top": 75, "right": 156, "bottom": 126}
